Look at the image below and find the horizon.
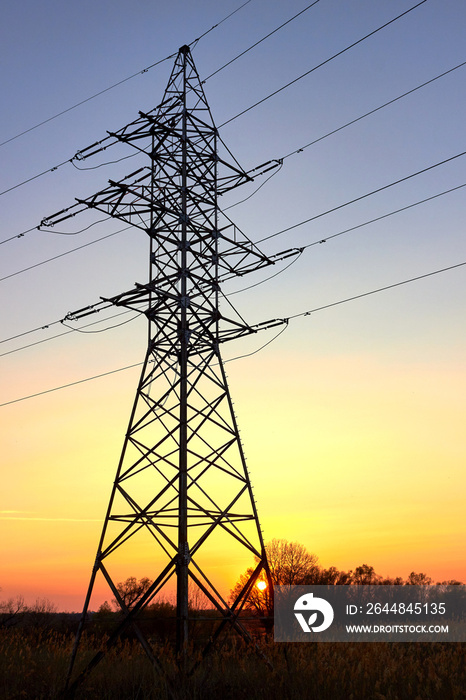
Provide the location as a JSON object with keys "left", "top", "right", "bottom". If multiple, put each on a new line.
{"left": 2, "top": 540, "right": 463, "bottom": 614}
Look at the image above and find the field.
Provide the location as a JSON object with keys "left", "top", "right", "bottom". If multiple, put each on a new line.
{"left": 0, "top": 627, "right": 464, "bottom": 700}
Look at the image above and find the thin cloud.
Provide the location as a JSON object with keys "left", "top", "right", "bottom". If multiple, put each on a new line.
{"left": 0, "top": 513, "right": 101, "bottom": 522}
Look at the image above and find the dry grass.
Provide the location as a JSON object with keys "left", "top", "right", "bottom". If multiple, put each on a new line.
{"left": 0, "top": 628, "right": 464, "bottom": 700}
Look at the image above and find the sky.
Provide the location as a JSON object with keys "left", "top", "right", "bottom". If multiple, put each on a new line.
{"left": 0, "top": 0, "right": 465, "bottom": 611}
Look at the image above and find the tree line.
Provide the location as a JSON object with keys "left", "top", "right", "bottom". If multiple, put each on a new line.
{"left": 230, "top": 538, "right": 463, "bottom": 615}
{"left": 1, "top": 538, "right": 462, "bottom": 625}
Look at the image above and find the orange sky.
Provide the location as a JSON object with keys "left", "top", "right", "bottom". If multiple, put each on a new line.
{"left": 1, "top": 329, "right": 464, "bottom": 612}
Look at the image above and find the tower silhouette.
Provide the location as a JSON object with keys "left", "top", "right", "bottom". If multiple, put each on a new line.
{"left": 58, "top": 46, "right": 277, "bottom": 690}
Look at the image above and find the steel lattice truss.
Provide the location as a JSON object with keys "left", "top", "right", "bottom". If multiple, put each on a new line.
{"left": 59, "top": 46, "right": 275, "bottom": 691}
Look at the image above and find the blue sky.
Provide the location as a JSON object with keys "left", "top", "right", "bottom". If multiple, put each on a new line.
{"left": 1, "top": 0, "right": 465, "bottom": 608}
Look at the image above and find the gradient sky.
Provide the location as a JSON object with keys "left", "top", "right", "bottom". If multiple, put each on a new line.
{"left": 1, "top": 0, "right": 465, "bottom": 611}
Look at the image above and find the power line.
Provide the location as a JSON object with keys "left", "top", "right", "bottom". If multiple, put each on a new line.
{"left": 224, "top": 324, "right": 289, "bottom": 363}
{"left": 2, "top": 177, "right": 464, "bottom": 358}
{"left": 0, "top": 361, "right": 144, "bottom": 407}
{"left": 38, "top": 217, "right": 110, "bottom": 236}
{"left": 0, "top": 52, "right": 174, "bottom": 149}
{"left": 0, "top": 225, "right": 132, "bottom": 283}
{"left": 279, "top": 60, "right": 466, "bottom": 161}
{"left": 257, "top": 149, "right": 466, "bottom": 243}
{"left": 2, "top": 55, "right": 464, "bottom": 205}
{"left": 0, "top": 1, "right": 308, "bottom": 198}
{"left": 190, "top": 0, "right": 255, "bottom": 45}
{"left": 0, "top": 170, "right": 454, "bottom": 348}
{"left": 0, "top": 300, "right": 112, "bottom": 346}
{"left": 288, "top": 260, "right": 466, "bottom": 320}
{"left": 1, "top": 175, "right": 465, "bottom": 302}
{"left": 219, "top": 0, "right": 428, "bottom": 128}
{"left": 0, "top": 139, "right": 148, "bottom": 200}
{"left": 225, "top": 161, "right": 284, "bottom": 210}
{"left": 0, "top": 318, "right": 63, "bottom": 345}
{"left": 2, "top": 258, "right": 464, "bottom": 408}
{"left": 0, "top": 226, "right": 38, "bottom": 247}
{"left": 3, "top": 145, "right": 464, "bottom": 251}
{"left": 203, "top": 0, "right": 322, "bottom": 82}
{"left": 226, "top": 181, "right": 466, "bottom": 296}
{"left": 227, "top": 250, "right": 304, "bottom": 296}
{"left": 298, "top": 182, "right": 466, "bottom": 251}
{"left": 70, "top": 151, "right": 139, "bottom": 171}
{"left": 0, "top": 157, "right": 74, "bottom": 197}
{"left": 2, "top": 20, "right": 461, "bottom": 210}
{"left": 0, "top": 202, "right": 92, "bottom": 247}
{"left": 0, "top": 0, "right": 256, "bottom": 150}
{"left": 0, "top": 310, "right": 134, "bottom": 358}
{"left": 0, "top": 1, "right": 445, "bottom": 206}
{"left": 60, "top": 313, "right": 139, "bottom": 334}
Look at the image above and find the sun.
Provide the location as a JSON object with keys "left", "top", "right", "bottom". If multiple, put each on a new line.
{"left": 256, "top": 580, "right": 267, "bottom": 591}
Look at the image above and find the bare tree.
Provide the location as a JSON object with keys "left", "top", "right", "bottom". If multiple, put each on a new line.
{"left": 230, "top": 539, "right": 319, "bottom": 614}
{"left": 380, "top": 576, "right": 404, "bottom": 585}
{"left": 112, "top": 576, "right": 153, "bottom": 610}
{"left": 406, "top": 571, "right": 433, "bottom": 586}
{"left": 318, "top": 566, "right": 353, "bottom": 585}
{"left": 0, "top": 593, "right": 28, "bottom": 628}
{"left": 352, "top": 564, "right": 381, "bottom": 585}
{"left": 266, "top": 538, "right": 320, "bottom": 586}
{"left": 188, "top": 580, "right": 210, "bottom": 612}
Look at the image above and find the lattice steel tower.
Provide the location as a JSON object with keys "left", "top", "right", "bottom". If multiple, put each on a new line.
{"left": 61, "top": 46, "right": 277, "bottom": 689}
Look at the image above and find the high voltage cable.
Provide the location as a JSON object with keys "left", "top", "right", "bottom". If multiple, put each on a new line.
{"left": 1, "top": 175, "right": 465, "bottom": 291}
{"left": 0, "top": 216, "right": 111, "bottom": 247}
{"left": 7, "top": 53, "right": 464, "bottom": 204}
{"left": 227, "top": 251, "right": 304, "bottom": 296}
{"left": 279, "top": 59, "right": 466, "bottom": 161}
{"left": 2, "top": 146, "right": 464, "bottom": 250}
{"left": 0, "top": 1, "right": 444, "bottom": 203}
{"left": 0, "top": 0, "right": 425, "bottom": 150}
{"left": 0, "top": 0, "right": 256, "bottom": 150}
{"left": 2, "top": 56, "right": 464, "bottom": 202}
{"left": 0, "top": 157, "right": 74, "bottom": 197}
{"left": 224, "top": 324, "right": 289, "bottom": 363}
{"left": 0, "top": 300, "right": 114, "bottom": 346}
{"left": 257, "top": 150, "right": 466, "bottom": 244}
{"left": 287, "top": 260, "right": 466, "bottom": 320}
{"left": 227, "top": 180, "right": 466, "bottom": 295}
{"left": 0, "top": 225, "right": 132, "bottom": 283}
{"left": 0, "top": 51, "right": 173, "bottom": 149}
{"left": 1, "top": 258, "right": 464, "bottom": 408}
{"left": 202, "top": 0, "right": 322, "bottom": 82}
{"left": 0, "top": 311, "right": 134, "bottom": 358}
{"left": 0, "top": 319, "right": 62, "bottom": 345}
{"left": 188, "top": 0, "right": 255, "bottom": 45}
{"left": 219, "top": 0, "right": 428, "bottom": 128}
{"left": 0, "top": 0, "right": 315, "bottom": 197}
{"left": 225, "top": 162, "right": 284, "bottom": 211}
{"left": 2, "top": 171, "right": 464, "bottom": 350}
{"left": 0, "top": 361, "right": 144, "bottom": 407}
{"left": 2, "top": 177, "right": 464, "bottom": 356}
{"left": 70, "top": 152, "right": 138, "bottom": 171}
{"left": 0, "top": 226, "right": 37, "bottom": 246}
{"left": 297, "top": 181, "right": 466, "bottom": 251}
{"left": 1, "top": 50, "right": 462, "bottom": 213}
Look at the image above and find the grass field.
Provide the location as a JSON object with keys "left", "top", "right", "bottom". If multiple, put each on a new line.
{"left": 0, "top": 627, "right": 464, "bottom": 700}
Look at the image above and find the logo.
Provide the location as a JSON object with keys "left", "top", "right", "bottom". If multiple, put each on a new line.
{"left": 294, "top": 592, "right": 334, "bottom": 632}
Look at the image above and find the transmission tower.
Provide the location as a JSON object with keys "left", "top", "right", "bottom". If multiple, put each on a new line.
{"left": 52, "top": 46, "right": 281, "bottom": 691}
